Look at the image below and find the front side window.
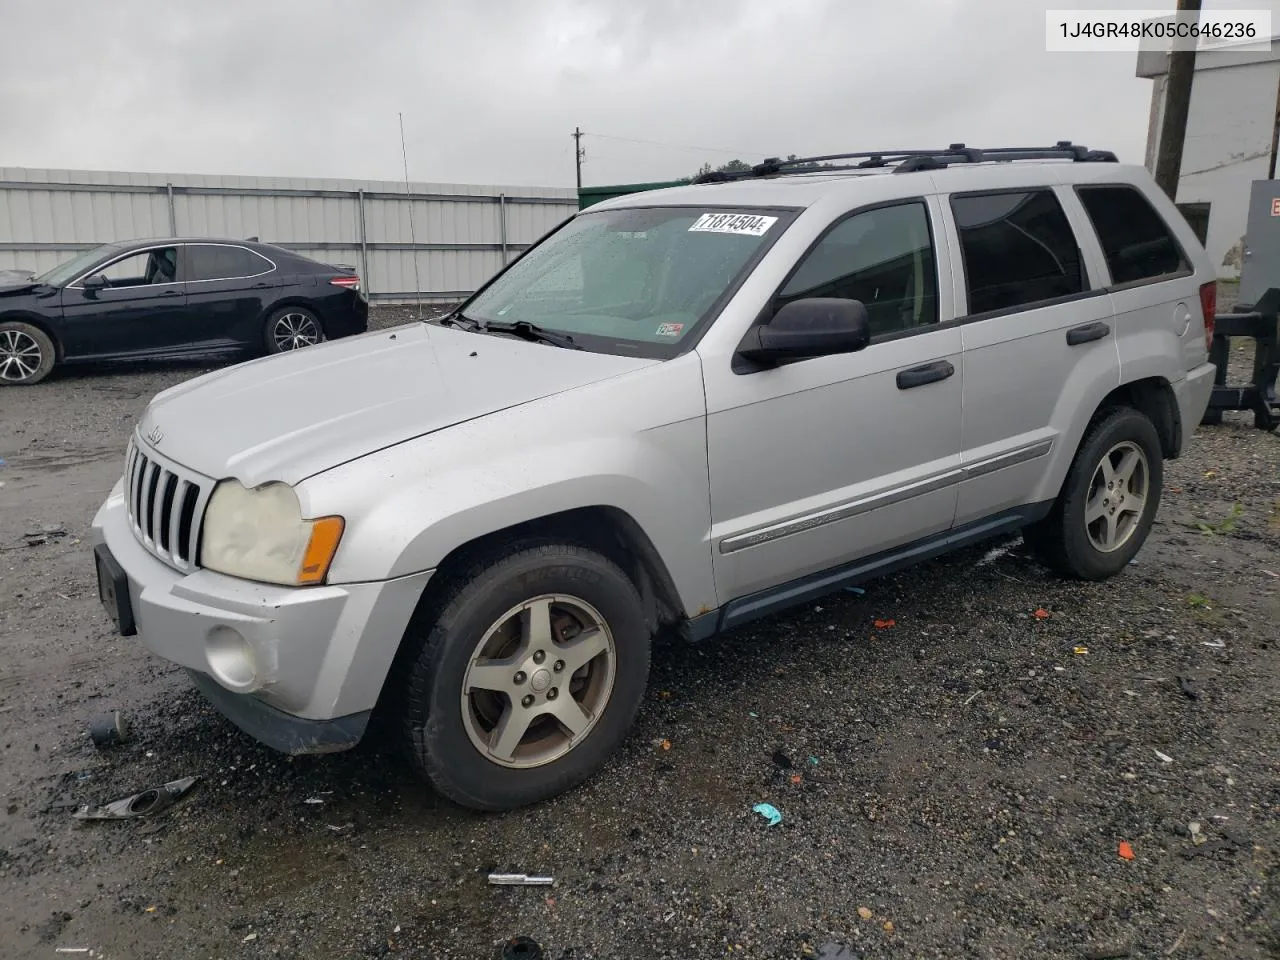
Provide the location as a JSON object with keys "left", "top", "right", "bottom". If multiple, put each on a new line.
{"left": 952, "top": 190, "right": 1084, "bottom": 315}
{"left": 458, "top": 206, "right": 793, "bottom": 357}
{"left": 777, "top": 201, "right": 938, "bottom": 338}
{"left": 91, "top": 248, "right": 179, "bottom": 288}
{"left": 186, "top": 245, "right": 272, "bottom": 282}
{"left": 1077, "top": 185, "right": 1189, "bottom": 285}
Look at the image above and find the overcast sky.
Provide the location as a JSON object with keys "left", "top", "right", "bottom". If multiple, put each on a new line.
{"left": 2, "top": 0, "right": 1277, "bottom": 188}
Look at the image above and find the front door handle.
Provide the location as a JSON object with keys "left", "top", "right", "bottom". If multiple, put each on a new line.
{"left": 158, "top": 290, "right": 182, "bottom": 298}
{"left": 896, "top": 359, "right": 955, "bottom": 390}
{"left": 1066, "top": 321, "right": 1110, "bottom": 346}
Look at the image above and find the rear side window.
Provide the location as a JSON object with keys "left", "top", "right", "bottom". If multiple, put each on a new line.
{"left": 951, "top": 190, "right": 1084, "bottom": 315}
{"left": 1077, "top": 185, "right": 1189, "bottom": 285}
{"left": 777, "top": 200, "right": 938, "bottom": 338}
{"left": 185, "top": 245, "right": 272, "bottom": 282}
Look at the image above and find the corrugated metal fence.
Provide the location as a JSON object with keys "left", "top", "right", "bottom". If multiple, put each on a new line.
{"left": 0, "top": 167, "right": 579, "bottom": 302}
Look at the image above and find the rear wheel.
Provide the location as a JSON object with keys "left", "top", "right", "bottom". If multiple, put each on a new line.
{"left": 1023, "top": 407, "right": 1163, "bottom": 580}
{"left": 0, "top": 321, "right": 55, "bottom": 386}
{"left": 263, "top": 307, "right": 325, "bottom": 353}
{"left": 397, "top": 543, "right": 651, "bottom": 811}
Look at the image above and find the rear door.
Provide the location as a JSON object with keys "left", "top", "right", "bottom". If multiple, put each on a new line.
{"left": 946, "top": 186, "right": 1119, "bottom": 527}
{"left": 181, "top": 243, "right": 278, "bottom": 348}
{"left": 59, "top": 246, "right": 188, "bottom": 358}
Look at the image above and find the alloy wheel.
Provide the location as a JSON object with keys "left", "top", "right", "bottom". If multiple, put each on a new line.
{"left": 0, "top": 330, "right": 42, "bottom": 383}
{"left": 272, "top": 313, "right": 323, "bottom": 350}
{"left": 460, "top": 595, "right": 617, "bottom": 769}
{"left": 1084, "top": 440, "right": 1150, "bottom": 553}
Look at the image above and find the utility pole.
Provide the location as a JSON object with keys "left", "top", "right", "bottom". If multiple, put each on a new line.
{"left": 573, "top": 127, "right": 585, "bottom": 191}
{"left": 1153, "top": 0, "right": 1202, "bottom": 201}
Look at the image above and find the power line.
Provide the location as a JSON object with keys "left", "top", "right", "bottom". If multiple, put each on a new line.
{"left": 583, "top": 131, "right": 772, "bottom": 158}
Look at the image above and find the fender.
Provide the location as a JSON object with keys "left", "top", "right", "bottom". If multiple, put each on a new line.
{"left": 298, "top": 354, "right": 719, "bottom": 619}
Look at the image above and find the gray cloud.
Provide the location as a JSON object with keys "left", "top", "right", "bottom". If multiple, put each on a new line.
{"left": 0, "top": 0, "right": 1196, "bottom": 188}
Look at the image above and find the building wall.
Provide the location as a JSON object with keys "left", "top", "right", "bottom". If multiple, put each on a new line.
{"left": 0, "top": 168, "right": 578, "bottom": 301}
{"left": 1141, "top": 46, "right": 1280, "bottom": 278}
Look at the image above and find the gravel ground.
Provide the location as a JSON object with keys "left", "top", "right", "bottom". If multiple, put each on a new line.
{"left": 0, "top": 304, "right": 1277, "bottom": 960}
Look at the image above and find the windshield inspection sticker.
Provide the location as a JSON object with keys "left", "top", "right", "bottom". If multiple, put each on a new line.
{"left": 656, "top": 322, "right": 684, "bottom": 337}
{"left": 688, "top": 213, "right": 777, "bottom": 236}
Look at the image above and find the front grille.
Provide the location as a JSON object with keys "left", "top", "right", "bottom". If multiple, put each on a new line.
{"left": 124, "top": 438, "right": 213, "bottom": 571}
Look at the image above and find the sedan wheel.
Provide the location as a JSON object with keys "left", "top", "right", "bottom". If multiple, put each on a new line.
{"left": 273, "top": 312, "right": 323, "bottom": 350}
{"left": 0, "top": 322, "right": 56, "bottom": 385}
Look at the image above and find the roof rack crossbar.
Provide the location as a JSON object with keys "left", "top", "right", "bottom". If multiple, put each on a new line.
{"left": 689, "top": 142, "right": 1118, "bottom": 183}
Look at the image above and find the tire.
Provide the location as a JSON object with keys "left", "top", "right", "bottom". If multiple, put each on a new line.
{"left": 0, "top": 321, "right": 56, "bottom": 386}
{"left": 263, "top": 306, "right": 325, "bottom": 354}
{"left": 397, "top": 542, "right": 651, "bottom": 811}
{"left": 1023, "top": 407, "right": 1164, "bottom": 580}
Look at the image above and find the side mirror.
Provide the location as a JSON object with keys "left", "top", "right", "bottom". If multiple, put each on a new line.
{"left": 81, "top": 274, "right": 108, "bottom": 291}
{"left": 737, "top": 297, "right": 871, "bottom": 367}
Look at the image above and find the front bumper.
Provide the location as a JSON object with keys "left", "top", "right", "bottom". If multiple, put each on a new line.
{"left": 90, "top": 479, "right": 432, "bottom": 753}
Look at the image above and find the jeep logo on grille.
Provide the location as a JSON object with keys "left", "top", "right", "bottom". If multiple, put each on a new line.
{"left": 145, "top": 424, "right": 164, "bottom": 446}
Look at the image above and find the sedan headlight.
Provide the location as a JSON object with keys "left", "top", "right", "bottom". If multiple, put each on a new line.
{"left": 200, "top": 480, "right": 344, "bottom": 586}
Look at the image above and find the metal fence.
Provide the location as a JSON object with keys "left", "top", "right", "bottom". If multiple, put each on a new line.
{"left": 0, "top": 167, "right": 579, "bottom": 302}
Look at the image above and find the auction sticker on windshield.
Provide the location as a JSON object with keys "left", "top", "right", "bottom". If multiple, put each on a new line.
{"left": 688, "top": 213, "right": 777, "bottom": 236}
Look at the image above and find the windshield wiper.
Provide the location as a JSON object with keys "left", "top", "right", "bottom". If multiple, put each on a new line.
{"left": 481, "top": 320, "right": 581, "bottom": 350}
{"left": 436, "top": 310, "right": 483, "bottom": 330}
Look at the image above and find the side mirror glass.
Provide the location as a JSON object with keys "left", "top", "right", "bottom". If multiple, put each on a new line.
{"left": 737, "top": 297, "right": 871, "bottom": 367}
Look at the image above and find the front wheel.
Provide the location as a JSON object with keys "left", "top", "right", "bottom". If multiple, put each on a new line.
{"left": 397, "top": 543, "right": 651, "bottom": 811}
{"left": 1023, "top": 407, "right": 1164, "bottom": 580}
{"left": 263, "top": 306, "right": 325, "bottom": 354}
{"left": 0, "top": 321, "right": 56, "bottom": 385}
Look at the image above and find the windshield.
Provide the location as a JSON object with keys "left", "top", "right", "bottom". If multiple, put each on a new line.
{"left": 35, "top": 243, "right": 121, "bottom": 287}
{"left": 459, "top": 206, "right": 793, "bottom": 357}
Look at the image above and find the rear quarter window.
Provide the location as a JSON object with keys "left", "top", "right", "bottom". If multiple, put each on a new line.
{"left": 1076, "top": 185, "right": 1189, "bottom": 285}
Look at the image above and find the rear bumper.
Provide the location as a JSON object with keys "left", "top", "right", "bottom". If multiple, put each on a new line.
{"left": 325, "top": 294, "right": 369, "bottom": 338}
{"left": 1176, "top": 361, "right": 1217, "bottom": 449}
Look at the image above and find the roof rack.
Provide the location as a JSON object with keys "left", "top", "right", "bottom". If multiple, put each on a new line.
{"left": 690, "top": 141, "right": 1118, "bottom": 183}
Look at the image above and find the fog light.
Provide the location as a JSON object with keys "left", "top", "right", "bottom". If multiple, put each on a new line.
{"left": 206, "top": 626, "right": 260, "bottom": 693}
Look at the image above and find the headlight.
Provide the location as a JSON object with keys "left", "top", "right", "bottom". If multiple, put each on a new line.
{"left": 200, "top": 480, "right": 344, "bottom": 586}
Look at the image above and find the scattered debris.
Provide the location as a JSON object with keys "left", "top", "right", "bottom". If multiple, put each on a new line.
{"left": 1189, "top": 821, "right": 1204, "bottom": 844}
{"left": 771, "top": 750, "right": 792, "bottom": 769}
{"left": 1073, "top": 646, "right": 1089, "bottom": 655}
{"left": 241, "top": 932, "right": 258, "bottom": 943}
{"left": 1201, "top": 639, "right": 1226, "bottom": 649}
{"left": 857, "top": 906, "right": 873, "bottom": 920}
{"left": 1176, "top": 675, "right": 1200, "bottom": 700}
{"left": 501, "top": 936, "right": 544, "bottom": 960}
{"left": 882, "top": 920, "right": 895, "bottom": 934}
{"left": 1263, "top": 569, "right": 1279, "bottom": 579}
{"left": 1117, "top": 841, "right": 1135, "bottom": 861}
{"left": 303, "top": 797, "right": 325, "bottom": 805}
{"left": 1153, "top": 750, "right": 1174, "bottom": 763}
{"left": 807, "top": 756, "right": 820, "bottom": 766}
{"left": 752, "top": 802, "right": 783, "bottom": 826}
{"left": 660, "top": 739, "right": 672, "bottom": 751}
{"left": 88, "top": 711, "right": 131, "bottom": 748}
{"left": 963, "top": 690, "right": 982, "bottom": 706}
{"left": 1033, "top": 608, "right": 1051, "bottom": 620}
{"left": 1164, "top": 930, "right": 1186, "bottom": 955}
{"left": 488, "top": 873, "right": 555, "bottom": 886}
{"left": 844, "top": 586, "right": 866, "bottom": 595}
{"left": 789, "top": 774, "right": 803, "bottom": 785}
{"left": 72, "top": 776, "right": 198, "bottom": 821}
{"left": 54, "top": 950, "right": 92, "bottom": 956}
{"left": 873, "top": 618, "right": 896, "bottom": 629}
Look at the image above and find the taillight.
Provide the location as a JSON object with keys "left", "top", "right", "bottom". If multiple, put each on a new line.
{"left": 1198, "top": 281, "right": 1216, "bottom": 353}
{"left": 330, "top": 275, "right": 361, "bottom": 292}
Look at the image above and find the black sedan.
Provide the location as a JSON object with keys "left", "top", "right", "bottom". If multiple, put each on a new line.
{"left": 0, "top": 238, "right": 369, "bottom": 385}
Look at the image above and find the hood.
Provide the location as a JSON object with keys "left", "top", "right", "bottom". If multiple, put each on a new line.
{"left": 0, "top": 279, "right": 38, "bottom": 296}
{"left": 138, "top": 322, "right": 658, "bottom": 487}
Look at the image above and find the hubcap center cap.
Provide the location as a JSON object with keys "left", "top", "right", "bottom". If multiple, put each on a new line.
{"left": 529, "top": 668, "right": 552, "bottom": 693}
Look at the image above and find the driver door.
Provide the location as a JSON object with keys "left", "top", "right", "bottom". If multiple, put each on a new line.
{"left": 703, "top": 197, "right": 964, "bottom": 603}
{"left": 59, "top": 245, "right": 188, "bottom": 359}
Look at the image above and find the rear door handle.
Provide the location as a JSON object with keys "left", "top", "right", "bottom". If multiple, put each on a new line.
{"left": 1066, "top": 321, "right": 1110, "bottom": 346}
{"left": 896, "top": 359, "right": 955, "bottom": 390}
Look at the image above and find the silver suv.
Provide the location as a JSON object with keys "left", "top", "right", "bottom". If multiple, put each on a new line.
{"left": 91, "top": 144, "right": 1218, "bottom": 811}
